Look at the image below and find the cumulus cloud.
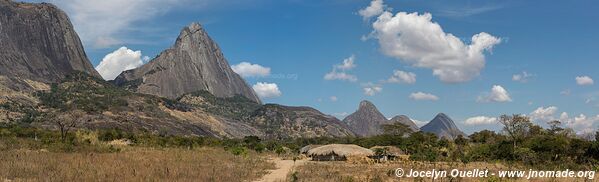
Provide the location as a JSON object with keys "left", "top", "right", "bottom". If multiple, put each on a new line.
{"left": 364, "top": 1, "right": 501, "bottom": 83}
{"left": 409, "top": 92, "right": 439, "bottom": 101}
{"left": 529, "top": 106, "right": 558, "bottom": 123}
{"left": 387, "top": 70, "right": 416, "bottom": 84}
{"left": 512, "top": 71, "right": 533, "bottom": 83}
{"left": 231, "top": 62, "right": 271, "bottom": 77}
{"left": 42, "top": 0, "right": 191, "bottom": 48}
{"left": 560, "top": 112, "right": 599, "bottom": 133}
{"left": 95, "top": 47, "right": 145, "bottom": 80}
{"left": 358, "top": 0, "right": 387, "bottom": 20}
{"left": 576, "top": 76, "right": 594, "bottom": 86}
{"left": 477, "top": 85, "right": 512, "bottom": 103}
{"left": 252, "top": 82, "right": 282, "bottom": 99}
{"left": 330, "top": 96, "right": 338, "bottom": 102}
{"left": 464, "top": 116, "right": 497, "bottom": 125}
{"left": 363, "top": 85, "right": 383, "bottom": 96}
{"left": 324, "top": 55, "right": 358, "bottom": 82}
{"left": 335, "top": 55, "right": 356, "bottom": 71}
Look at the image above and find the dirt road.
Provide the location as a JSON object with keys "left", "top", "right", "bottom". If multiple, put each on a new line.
{"left": 255, "top": 158, "right": 306, "bottom": 182}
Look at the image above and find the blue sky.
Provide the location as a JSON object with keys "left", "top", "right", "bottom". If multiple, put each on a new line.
{"left": 26, "top": 0, "right": 599, "bottom": 135}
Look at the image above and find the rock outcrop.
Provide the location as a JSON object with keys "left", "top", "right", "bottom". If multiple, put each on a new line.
{"left": 342, "top": 100, "right": 392, "bottom": 136}
{"left": 389, "top": 115, "right": 420, "bottom": 132}
{"left": 0, "top": 0, "right": 100, "bottom": 83}
{"left": 420, "top": 113, "right": 466, "bottom": 139}
{"left": 249, "top": 104, "right": 355, "bottom": 139}
{"left": 114, "top": 23, "right": 261, "bottom": 103}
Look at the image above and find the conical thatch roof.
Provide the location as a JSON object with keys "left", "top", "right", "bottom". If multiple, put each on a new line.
{"left": 370, "top": 146, "right": 406, "bottom": 156}
{"left": 307, "top": 144, "right": 374, "bottom": 157}
{"left": 300, "top": 145, "right": 322, "bottom": 154}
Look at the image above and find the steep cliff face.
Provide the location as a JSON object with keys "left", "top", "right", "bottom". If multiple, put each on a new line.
{"left": 342, "top": 100, "right": 392, "bottom": 136}
{"left": 0, "top": 0, "right": 100, "bottom": 83}
{"left": 420, "top": 113, "right": 466, "bottom": 139}
{"left": 114, "top": 23, "right": 261, "bottom": 103}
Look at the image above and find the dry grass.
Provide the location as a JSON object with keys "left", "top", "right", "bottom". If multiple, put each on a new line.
{"left": 292, "top": 161, "right": 594, "bottom": 182}
{"left": 0, "top": 147, "right": 275, "bottom": 182}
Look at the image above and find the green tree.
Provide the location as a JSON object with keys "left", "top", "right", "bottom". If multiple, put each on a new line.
{"left": 548, "top": 120, "right": 564, "bottom": 135}
{"left": 469, "top": 130, "right": 500, "bottom": 144}
{"left": 381, "top": 122, "right": 413, "bottom": 136}
{"left": 499, "top": 114, "right": 532, "bottom": 148}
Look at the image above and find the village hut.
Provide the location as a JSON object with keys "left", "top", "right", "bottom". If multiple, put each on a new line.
{"left": 307, "top": 144, "right": 374, "bottom": 161}
{"left": 299, "top": 145, "right": 322, "bottom": 154}
{"left": 370, "top": 146, "right": 407, "bottom": 162}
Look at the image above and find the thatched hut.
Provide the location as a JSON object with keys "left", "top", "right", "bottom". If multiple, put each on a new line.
{"left": 307, "top": 144, "right": 374, "bottom": 161}
{"left": 370, "top": 146, "right": 407, "bottom": 162}
{"left": 299, "top": 145, "right": 322, "bottom": 154}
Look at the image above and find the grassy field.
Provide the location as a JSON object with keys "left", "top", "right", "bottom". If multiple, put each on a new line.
{"left": 0, "top": 147, "right": 274, "bottom": 181}
{"left": 291, "top": 161, "right": 595, "bottom": 182}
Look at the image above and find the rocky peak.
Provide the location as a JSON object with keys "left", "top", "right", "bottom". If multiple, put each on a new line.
{"left": 0, "top": 0, "right": 101, "bottom": 83}
{"left": 359, "top": 100, "right": 376, "bottom": 110}
{"left": 114, "top": 22, "right": 261, "bottom": 103}
{"left": 420, "top": 113, "right": 465, "bottom": 139}
{"left": 343, "top": 100, "right": 391, "bottom": 136}
{"left": 389, "top": 115, "right": 420, "bottom": 132}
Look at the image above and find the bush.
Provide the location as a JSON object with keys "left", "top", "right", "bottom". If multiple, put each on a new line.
{"left": 229, "top": 146, "right": 248, "bottom": 156}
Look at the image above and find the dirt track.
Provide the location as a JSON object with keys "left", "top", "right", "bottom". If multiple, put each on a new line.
{"left": 255, "top": 158, "right": 306, "bottom": 182}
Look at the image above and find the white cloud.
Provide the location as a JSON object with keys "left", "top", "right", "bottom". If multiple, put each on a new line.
{"left": 529, "top": 106, "right": 558, "bottom": 123}
{"left": 560, "top": 89, "right": 571, "bottom": 96}
{"left": 333, "top": 112, "right": 349, "bottom": 118}
{"left": 366, "top": 3, "right": 501, "bottom": 83}
{"left": 409, "top": 92, "right": 439, "bottom": 101}
{"left": 358, "top": 0, "right": 387, "bottom": 20}
{"left": 363, "top": 85, "right": 382, "bottom": 96}
{"left": 512, "top": 71, "right": 533, "bottom": 83}
{"left": 324, "top": 72, "right": 358, "bottom": 82}
{"left": 335, "top": 55, "right": 356, "bottom": 71}
{"left": 387, "top": 70, "right": 416, "bottom": 84}
{"left": 576, "top": 76, "right": 594, "bottom": 86}
{"left": 324, "top": 55, "right": 358, "bottom": 82}
{"left": 411, "top": 119, "right": 428, "bottom": 127}
{"left": 477, "top": 85, "right": 512, "bottom": 103}
{"left": 330, "top": 96, "right": 338, "bottom": 102}
{"left": 95, "top": 47, "right": 145, "bottom": 80}
{"left": 231, "top": 62, "right": 271, "bottom": 77}
{"left": 43, "top": 0, "right": 189, "bottom": 48}
{"left": 464, "top": 116, "right": 497, "bottom": 125}
{"left": 252, "top": 82, "right": 282, "bottom": 99}
{"left": 560, "top": 112, "right": 599, "bottom": 133}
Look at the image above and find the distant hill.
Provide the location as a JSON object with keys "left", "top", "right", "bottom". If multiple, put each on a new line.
{"left": 420, "top": 113, "right": 466, "bottom": 139}
{"left": 178, "top": 91, "right": 355, "bottom": 139}
{"left": 342, "top": 100, "right": 392, "bottom": 136}
{"left": 342, "top": 100, "right": 423, "bottom": 136}
{"left": 389, "top": 115, "right": 420, "bottom": 132}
